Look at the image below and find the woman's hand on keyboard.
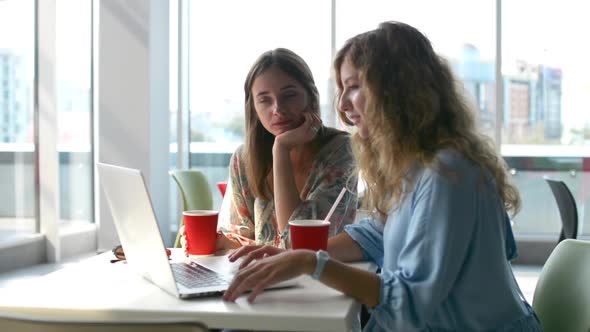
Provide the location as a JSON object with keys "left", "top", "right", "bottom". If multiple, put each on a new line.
{"left": 228, "top": 245, "right": 285, "bottom": 269}
{"left": 224, "top": 249, "right": 313, "bottom": 303}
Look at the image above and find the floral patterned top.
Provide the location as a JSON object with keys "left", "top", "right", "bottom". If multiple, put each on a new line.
{"left": 220, "top": 128, "right": 358, "bottom": 248}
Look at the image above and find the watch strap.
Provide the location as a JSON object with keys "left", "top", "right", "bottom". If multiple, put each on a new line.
{"left": 312, "top": 250, "right": 330, "bottom": 280}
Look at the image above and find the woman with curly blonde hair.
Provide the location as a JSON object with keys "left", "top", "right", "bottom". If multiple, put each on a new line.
{"left": 222, "top": 22, "right": 542, "bottom": 331}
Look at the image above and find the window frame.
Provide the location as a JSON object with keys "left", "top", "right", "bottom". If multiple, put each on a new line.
{"left": 0, "top": 0, "right": 96, "bottom": 273}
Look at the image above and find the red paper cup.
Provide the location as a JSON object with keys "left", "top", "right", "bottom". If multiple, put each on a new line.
{"left": 289, "top": 219, "right": 330, "bottom": 251}
{"left": 183, "top": 210, "right": 218, "bottom": 256}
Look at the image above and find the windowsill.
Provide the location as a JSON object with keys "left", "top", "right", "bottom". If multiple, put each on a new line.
{"left": 0, "top": 233, "right": 45, "bottom": 251}
{"left": 0, "top": 223, "right": 98, "bottom": 274}
{"left": 0, "top": 250, "right": 99, "bottom": 289}
{"left": 59, "top": 221, "right": 97, "bottom": 236}
{"left": 513, "top": 235, "right": 590, "bottom": 265}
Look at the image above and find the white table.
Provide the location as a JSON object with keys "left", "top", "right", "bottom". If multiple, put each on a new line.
{"left": 0, "top": 249, "right": 372, "bottom": 331}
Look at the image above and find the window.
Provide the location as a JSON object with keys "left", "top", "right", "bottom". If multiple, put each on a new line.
{"left": 175, "top": 1, "right": 589, "bottom": 244}
{"left": 334, "top": 0, "right": 590, "bottom": 240}
{"left": 0, "top": 0, "right": 36, "bottom": 243}
{"left": 336, "top": 0, "right": 497, "bottom": 138}
{"left": 502, "top": 1, "right": 590, "bottom": 237}
{"left": 1, "top": 0, "right": 95, "bottom": 270}
{"left": 187, "top": 0, "right": 331, "bottom": 209}
{"left": 1, "top": 0, "right": 580, "bottom": 267}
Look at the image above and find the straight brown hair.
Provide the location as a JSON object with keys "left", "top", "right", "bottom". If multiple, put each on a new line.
{"left": 243, "top": 48, "right": 321, "bottom": 200}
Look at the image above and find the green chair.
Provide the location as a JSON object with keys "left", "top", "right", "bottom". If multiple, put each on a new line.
{"left": 532, "top": 239, "right": 590, "bottom": 332}
{"left": 169, "top": 169, "right": 213, "bottom": 248}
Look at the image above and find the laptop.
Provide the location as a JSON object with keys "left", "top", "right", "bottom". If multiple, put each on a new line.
{"left": 97, "top": 162, "right": 296, "bottom": 299}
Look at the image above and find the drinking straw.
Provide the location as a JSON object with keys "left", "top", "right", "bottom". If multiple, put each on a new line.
{"left": 324, "top": 187, "right": 347, "bottom": 222}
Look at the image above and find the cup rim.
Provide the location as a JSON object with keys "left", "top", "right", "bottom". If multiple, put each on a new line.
{"left": 288, "top": 219, "right": 330, "bottom": 227}
{"left": 183, "top": 210, "right": 218, "bottom": 216}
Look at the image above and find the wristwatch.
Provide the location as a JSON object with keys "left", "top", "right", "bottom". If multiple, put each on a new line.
{"left": 311, "top": 250, "right": 330, "bottom": 280}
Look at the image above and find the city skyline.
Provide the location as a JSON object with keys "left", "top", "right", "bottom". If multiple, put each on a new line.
{"left": 0, "top": 42, "right": 574, "bottom": 147}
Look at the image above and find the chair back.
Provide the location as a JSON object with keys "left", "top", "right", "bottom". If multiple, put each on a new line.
{"left": 543, "top": 176, "right": 578, "bottom": 242}
{"left": 217, "top": 181, "right": 228, "bottom": 198}
{"left": 170, "top": 169, "right": 213, "bottom": 211}
{"left": 532, "top": 239, "right": 590, "bottom": 332}
{"left": 217, "top": 180, "right": 233, "bottom": 230}
{"left": 170, "top": 169, "right": 214, "bottom": 247}
{"left": 0, "top": 312, "right": 209, "bottom": 332}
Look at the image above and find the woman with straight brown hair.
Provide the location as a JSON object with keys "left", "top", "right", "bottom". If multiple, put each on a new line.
{"left": 215, "top": 48, "right": 357, "bottom": 250}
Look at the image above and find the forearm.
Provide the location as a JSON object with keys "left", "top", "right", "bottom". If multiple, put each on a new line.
{"left": 327, "top": 232, "right": 364, "bottom": 262}
{"left": 303, "top": 251, "right": 380, "bottom": 308}
{"left": 272, "top": 144, "right": 301, "bottom": 233}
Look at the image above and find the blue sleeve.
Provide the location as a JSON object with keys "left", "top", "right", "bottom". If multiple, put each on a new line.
{"left": 344, "top": 218, "right": 384, "bottom": 267}
{"left": 370, "top": 169, "right": 477, "bottom": 331}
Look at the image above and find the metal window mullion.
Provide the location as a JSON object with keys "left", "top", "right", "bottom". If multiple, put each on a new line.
{"left": 177, "top": 0, "right": 190, "bottom": 170}
{"left": 495, "top": 0, "right": 503, "bottom": 151}
{"left": 326, "top": 0, "right": 337, "bottom": 128}
{"left": 89, "top": 0, "right": 95, "bottom": 226}
{"left": 35, "top": 0, "right": 60, "bottom": 262}
{"left": 92, "top": 0, "right": 101, "bottom": 249}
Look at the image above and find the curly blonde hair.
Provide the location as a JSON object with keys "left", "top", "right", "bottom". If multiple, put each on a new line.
{"left": 334, "top": 21, "right": 521, "bottom": 220}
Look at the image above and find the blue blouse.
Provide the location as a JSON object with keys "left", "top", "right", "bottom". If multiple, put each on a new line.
{"left": 345, "top": 150, "right": 542, "bottom": 331}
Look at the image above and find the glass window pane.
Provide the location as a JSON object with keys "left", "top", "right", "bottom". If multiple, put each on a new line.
{"left": 502, "top": 1, "right": 589, "bottom": 147}
{"left": 56, "top": 0, "right": 93, "bottom": 226}
{"left": 188, "top": 0, "right": 331, "bottom": 209}
{"left": 336, "top": 0, "right": 497, "bottom": 138}
{"left": 0, "top": 0, "right": 36, "bottom": 242}
{"left": 502, "top": 2, "right": 590, "bottom": 237}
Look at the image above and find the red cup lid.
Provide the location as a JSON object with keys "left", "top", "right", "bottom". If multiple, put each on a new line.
{"left": 288, "top": 219, "right": 330, "bottom": 227}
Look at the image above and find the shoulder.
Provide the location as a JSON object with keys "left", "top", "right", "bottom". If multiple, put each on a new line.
{"left": 405, "top": 150, "right": 488, "bottom": 218}
{"left": 434, "top": 149, "right": 476, "bottom": 174}
{"left": 233, "top": 144, "right": 245, "bottom": 156}
{"left": 317, "top": 127, "right": 352, "bottom": 155}
{"left": 417, "top": 149, "right": 482, "bottom": 188}
{"left": 313, "top": 129, "right": 354, "bottom": 172}
{"left": 230, "top": 144, "right": 247, "bottom": 169}
{"left": 322, "top": 127, "right": 351, "bottom": 145}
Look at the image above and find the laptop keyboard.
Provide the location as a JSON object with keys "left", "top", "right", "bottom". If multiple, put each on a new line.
{"left": 171, "top": 262, "right": 229, "bottom": 289}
